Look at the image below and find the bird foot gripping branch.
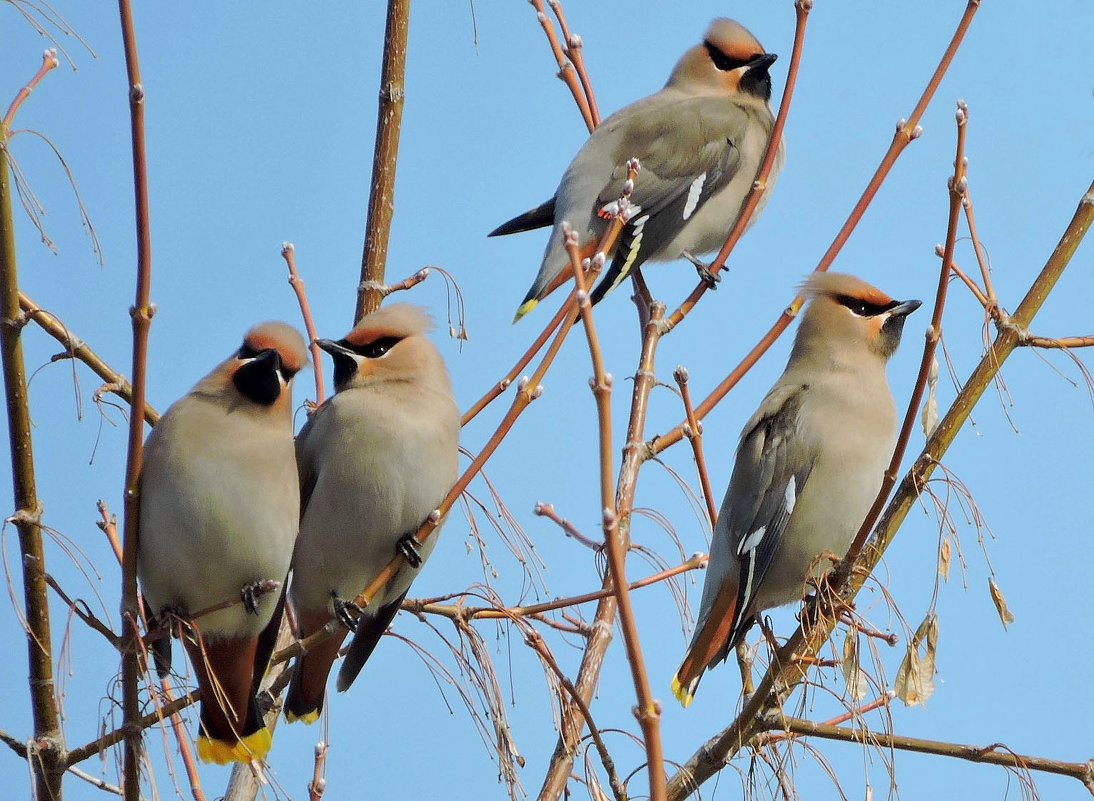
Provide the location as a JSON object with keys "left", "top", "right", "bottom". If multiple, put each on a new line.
{"left": 396, "top": 532, "right": 425, "bottom": 568}
{"left": 329, "top": 591, "right": 366, "bottom": 631}
{"left": 682, "top": 250, "right": 722, "bottom": 289}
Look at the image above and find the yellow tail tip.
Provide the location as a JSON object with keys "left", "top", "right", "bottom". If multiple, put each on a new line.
{"left": 196, "top": 727, "right": 272, "bottom": 765}
{"left": 513, "top": 298, "right": 538, "bottom": 323}
{"left": 671, "top": 674, "right": 694, "bottom": 709}
{"left": 284, "top": 706, "right": 320, "bottom": 725}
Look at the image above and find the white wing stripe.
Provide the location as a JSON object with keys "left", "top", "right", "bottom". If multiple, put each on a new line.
{"left": 682, "top": 173, "right": 706, "bottom": 220}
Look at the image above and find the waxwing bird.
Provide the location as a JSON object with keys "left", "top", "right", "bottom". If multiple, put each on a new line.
{"left": 284, "top": 304, "right": 460, "bottom": 724}
{"left": 490, "top": 17, "right": 785, "bottom": 321}
{"left": 137, "top": 321, "right": 308, "bottom": 763}
{"left": 671, "top": 273, "right": 921, "bottom": 707}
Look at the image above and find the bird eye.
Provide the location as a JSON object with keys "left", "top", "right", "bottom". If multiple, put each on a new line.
{"left": 703, "top": 41, "right": 751, "bottom": 72}
{"left": 360, "top": 336, "right": 402, "bottom": 359}
{"left": 237, "top": 342, "right": 259, "bottom": 360}
{"left": 835, "top": 295, "right": 901, "bottom": 317}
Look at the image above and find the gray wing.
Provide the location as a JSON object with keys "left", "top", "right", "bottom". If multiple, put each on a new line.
{"left": 588, "top": 98, "right": 751, "bottom": 303}
{"left": 294, "top": 409, "right": 322, "bottom": 520}
{"left": 720, "top": 383, "right": 814, "bottom": 644}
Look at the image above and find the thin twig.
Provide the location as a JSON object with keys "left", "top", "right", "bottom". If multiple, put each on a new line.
{"left": 43, "top": 571, "right": 119, "bottom": 646}
{"left": 764, "top": 716, "right": 1094, "bottom": 793}
{"left": 160, "top": 677, "right": 206, "bottom": 801}
{"left": 567, "top": 222, "right": 665, "bottom": 799}
{"left": 65, "top": 689, "right": 200, "bottom": 768}
{"left": 1, "top": 48, "right": 58, "bottom": 130}
{"left": 281, "top": 242, "right": 325, "bottom": 407}
{"left": 404, "top": 552, "right": 705, "bottom": 622}
{"left": 674, "top": 366, "right": 717, "bottom": 526}
{"left": 528, "top": 0, "right": 595, "bottom": 132}
{"left": 18, "top": 291, "right": 159, "bottom": 424}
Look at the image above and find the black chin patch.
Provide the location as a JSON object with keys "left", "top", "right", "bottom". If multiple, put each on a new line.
{"left": 330, "top": 352, "right": 359, "bottom": 392}
{"left": 232, "top": 350, "right": 283, "bottom": 406}
{"left": 879, "top": 314, "right": 911, "bottom": 357}
{"left": 741, "top": 65, "right": 772, "bottom": 101}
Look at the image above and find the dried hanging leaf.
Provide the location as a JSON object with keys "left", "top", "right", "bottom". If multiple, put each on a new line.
{"left": 988, "top": 577, "right": 1015, "bottom": 629}
{"left": 921, "top": 354, "right": 939, "bottom": 438}
{"left": 585, "top": 764, "right": 610, "bottom": 801}
{"left": 894, "top": 614, "right": 938, "bottom": 706}
{"left": 894, "top": 644, "right": 920, "bottom": 706}
{"left": 922, "top": 614, "right": 939, "bottom": 688}
{"left": 938, "top": 536, "right": 951, "bottom": 581}
{"left": 842, "top": 629, "right": 868, "bottom": 702}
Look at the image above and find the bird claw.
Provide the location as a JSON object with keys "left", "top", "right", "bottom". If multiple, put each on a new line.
{"left": 330, "top": 591, "right": 364, "bottom": 631}
{"left": 397, "top": 534, "right": 424, "bottom": 568}
{"left": 683, "top": 251, "right": 721, "bottom": 289}
{"left": 240, "top": 583, "right": 264, "bottom": 615}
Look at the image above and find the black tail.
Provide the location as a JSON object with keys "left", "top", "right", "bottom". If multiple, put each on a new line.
{"left": 488, "top": 197, "right": 556, "bottom": 237}
{"left": 335, "top": 591, "right": 408, "bottom": 693}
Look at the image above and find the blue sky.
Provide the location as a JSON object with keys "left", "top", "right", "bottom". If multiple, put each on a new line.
{"left": 1, "top": 1, "right": 1092, "bottom": 799}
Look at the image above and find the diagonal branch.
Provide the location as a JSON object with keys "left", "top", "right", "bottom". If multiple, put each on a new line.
{"left": 664, "top": 175, "right": 1094, "bottom": 800}
{"left": 763, "top": 716, "right": 1094, "bottom": 794}
{"left": 18, "top": 291, "right": 159, "bottom": 425}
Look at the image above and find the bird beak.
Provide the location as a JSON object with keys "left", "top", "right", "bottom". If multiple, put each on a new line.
{"left": 316, "top": 339, "right": 355, "bottom": 358}
{"left": 316, "top": 339, "right": 362, "bottom": 391}
{"left": 747, "top": 52, "right": 778, "bottom": 74}
{"left": 888, "top": 299, "right": 922, "bottom": 319}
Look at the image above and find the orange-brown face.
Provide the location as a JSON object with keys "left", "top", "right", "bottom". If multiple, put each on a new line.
{"left": 801, "top": 273, "right": 920, "bottom": 359}
{"left": 243, "top": 321, "right": 309, "bottom": 375}
{"left": 670, "top": 18, "right": 774, "bottom": 99}
{"left": 319, "top": 304, "right": 437, "bottom": 392}
{"left": 226, "top": 322, "right": 308, "bottom": 409}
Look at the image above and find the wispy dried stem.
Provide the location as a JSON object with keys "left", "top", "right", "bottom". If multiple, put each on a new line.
{"left": 160, "top": 677, "right": 207, "bottom": 801}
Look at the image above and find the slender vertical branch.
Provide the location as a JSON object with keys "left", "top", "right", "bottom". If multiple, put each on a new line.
{"left": 355, "top": 0, "right": 410, "bottom": 322}
{"left": 567, "top": 230, "right": 665, "bottom": 799}
{"left": 537, "top": 300, "right": 667, "bottom": 801}
{"left": 281, "top": 242, "right": 325, "bottom": 406}
{"left": 0, "top": 52, "right": 64, "bottom": 801}
{"left": 674, "top": 366, "right": 717, "bottom": 526}
{"left": 116, "top": 1, "right": 154, "bottom": 798}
